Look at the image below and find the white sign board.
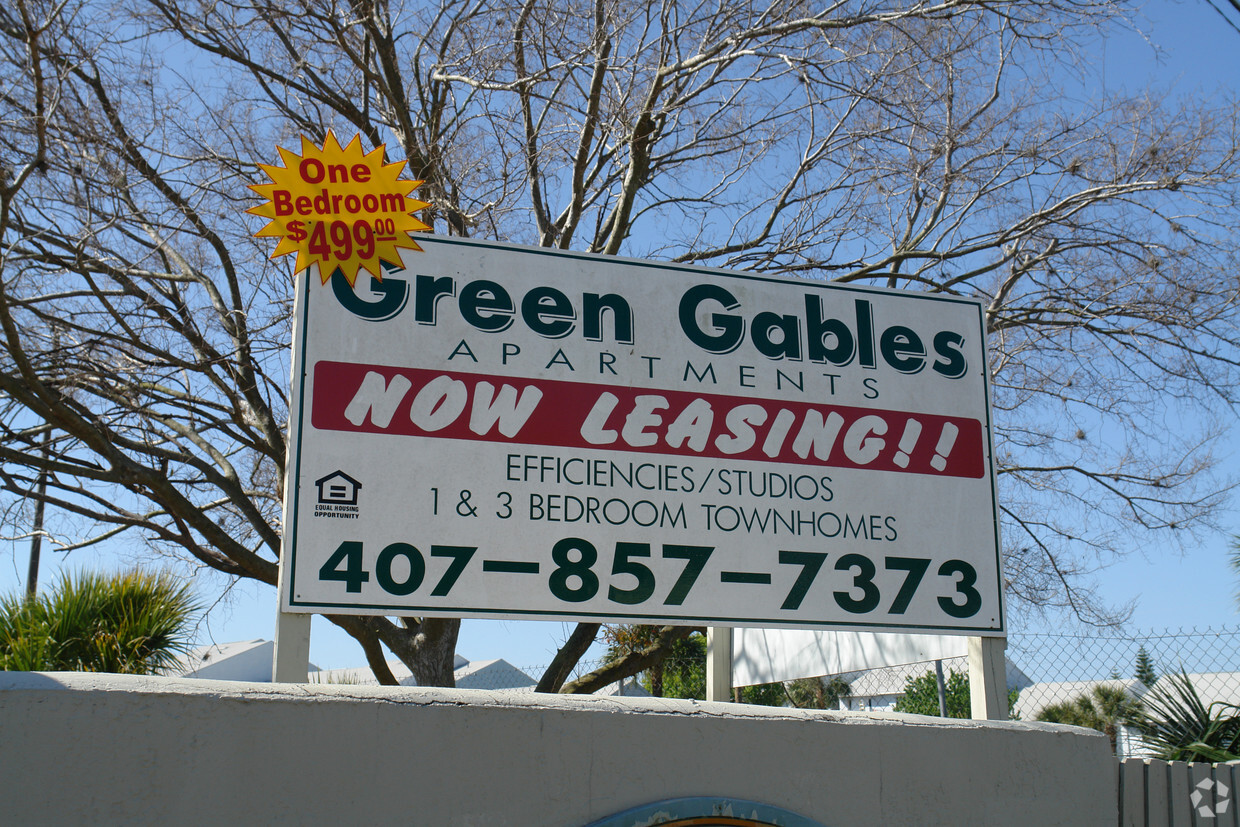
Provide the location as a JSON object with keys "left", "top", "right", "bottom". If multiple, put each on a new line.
{"left": 279, "top": 236, "right": 1004, "bottom": 634}
{"left": 730, "top": 628, "right": 970, "bottom": 687}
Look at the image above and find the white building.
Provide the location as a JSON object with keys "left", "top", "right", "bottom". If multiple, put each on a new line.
{"left": 174, "top": 639, "right": 304, "bottom": 683}
{"left": 173, "top": 640, "right": 566, "bottom": 693}
{"left": 1010, "top": 672, "right": 1240, "bottom": 758}
{"left": 835, "top": 656, "right": 1033, "bottom": 713}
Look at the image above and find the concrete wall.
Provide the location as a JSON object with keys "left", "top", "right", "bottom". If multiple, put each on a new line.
{"left": 0, "top": 672, "right": 1115, "bottom": 826}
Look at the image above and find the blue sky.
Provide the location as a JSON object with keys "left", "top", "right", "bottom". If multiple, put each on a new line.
{"left": 1052, "top": 0, "right": 1240, "bottom": 636}
{"left": 3, "top": 0, "right": 1239, "bottom": 676}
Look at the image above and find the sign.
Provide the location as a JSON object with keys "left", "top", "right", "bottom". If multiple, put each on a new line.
{"left": 279, "top": 236, "right": 1005, "bottom": 634}
{"left": 730, "top": 628, "right": 970, "bottom": 687}
{"left": 247, "top": 131, "right": 430, "bottom": 286}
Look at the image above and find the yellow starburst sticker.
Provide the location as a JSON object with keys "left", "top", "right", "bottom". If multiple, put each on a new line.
{"left": 247, "top": 131, "right": 431, "bottom": 286}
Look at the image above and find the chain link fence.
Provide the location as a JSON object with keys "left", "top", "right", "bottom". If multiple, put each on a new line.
{"left": 302, "top": 624, "right": 1240, "bottom": 765}
{"left": 1012, "top": 626, "right": 1240, "bottom": 683}
{"left": 510, "top": 626, "right": 1240, "bottom": 733}
{"left": 321, "top": 625, "right": 1240, "bottom": 749}
{"left": 1009, "top": 626, "right": 1240, "bottom": 759}
{"left": 1010, "top": 626, "right": 1240, "bottom": 713}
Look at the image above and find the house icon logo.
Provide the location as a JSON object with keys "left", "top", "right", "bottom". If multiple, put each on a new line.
{"left": 314, "top": 471, "right": 362, "bottom": 518}
{"left": 316, "top": 470, "right": 361, "bottom": 504}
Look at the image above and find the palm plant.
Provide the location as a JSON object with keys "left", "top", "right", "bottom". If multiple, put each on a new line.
{"left": 0, "top": 570, "right": 199, "bottom": 674}
{"left": 785, "top": 676, "right": 852, "bottom": 710}
{"left": 1036, "top": 684, "right": 1143, "bottom": 754}
{"left": 1133, "top": 671, "right": 1240, "bottom": 762}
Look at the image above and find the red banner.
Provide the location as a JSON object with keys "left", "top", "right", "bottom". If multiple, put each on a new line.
{"left": 311, "top": 361, "right": 985, "bottom": 478}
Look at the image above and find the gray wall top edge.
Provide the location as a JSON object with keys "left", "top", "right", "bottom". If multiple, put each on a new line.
{"left": 0, "top": 671, "right": 1104, "bottom": 742}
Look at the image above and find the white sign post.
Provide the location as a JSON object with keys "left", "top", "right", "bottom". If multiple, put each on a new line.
{"left": 275, "top": 236, "right": 1005, "bottom": 678}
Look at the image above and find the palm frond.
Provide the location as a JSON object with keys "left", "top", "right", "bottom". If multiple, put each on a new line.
{"left": 0, "top": 570, "right": 199, "bottom": 675}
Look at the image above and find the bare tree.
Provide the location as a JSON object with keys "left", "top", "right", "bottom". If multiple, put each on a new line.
{"left": 1, "top": 0, "right": 1236, "bottom": 688}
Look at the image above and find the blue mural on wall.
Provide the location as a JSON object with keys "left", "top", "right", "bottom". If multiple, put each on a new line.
{"left": 583, "top": 796, "right": 828, "bottom": 827}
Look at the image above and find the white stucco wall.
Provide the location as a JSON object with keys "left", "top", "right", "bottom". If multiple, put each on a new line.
{"left": 0, "top": 672, "right": 1115, "bottom": 826}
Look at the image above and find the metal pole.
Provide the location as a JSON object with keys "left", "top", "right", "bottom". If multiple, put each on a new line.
{"left": 706, "top": 627, "right": 732, "bottom": 702}
{"left": 934, "top": 658, "right": 948, "bottom": 717}
{"left": 28, "top": 328, "right": 59, "bottom": 600}
{"left": 25, "top": 428, "right": 50, "bottom": 600}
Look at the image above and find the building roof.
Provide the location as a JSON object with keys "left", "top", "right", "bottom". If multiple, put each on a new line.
{"left": 176, "top": 638, "right": 657, "bottom": 698}
{"left": 592, "top": 678, "right": 652, "bottom": 698}
{"left": 174, "top": 639, "right": 320, "bottom": 682}
{"left": 306, "top": 651, "right": 538, "bottom": 691}
{"left": 451, "top": 658, "right": 537, "bottom": 691}
{"left": 835, "top": 655, "right": 1033, "bottom": 700}
{"left": 311, "top": 661, "right": 415, "bottom": 686}
{"left": 1149, "top": 672, "right": 1240, "bottom": 708}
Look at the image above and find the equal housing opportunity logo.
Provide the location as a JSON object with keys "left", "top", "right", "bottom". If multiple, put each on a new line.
{"left": 314, "top": 470, "right": 362, "bottom": 519}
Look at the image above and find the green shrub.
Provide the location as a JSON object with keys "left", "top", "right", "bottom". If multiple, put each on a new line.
{"left": 0, "top": 570, "right": 199, "bottom": 674}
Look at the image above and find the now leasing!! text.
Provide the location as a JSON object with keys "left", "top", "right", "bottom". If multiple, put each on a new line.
{"left": 312, "top": 362, "right": 983, "bottom": 478}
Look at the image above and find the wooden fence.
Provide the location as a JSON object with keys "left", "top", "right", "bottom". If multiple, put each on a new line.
{"left": 1119, "top": 759, "right": 1240, "bottom": 826}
